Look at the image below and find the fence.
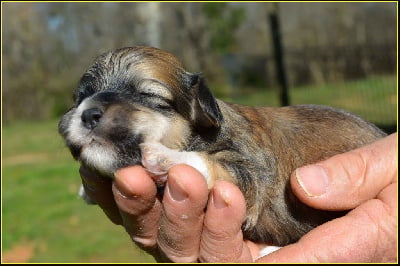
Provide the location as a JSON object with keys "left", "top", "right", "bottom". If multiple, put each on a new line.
{"left": 222, "top": 44, "right": 396, "bottom": 134}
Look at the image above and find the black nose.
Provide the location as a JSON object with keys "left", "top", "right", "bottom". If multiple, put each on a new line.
{"left": 81, "top": 108, "right": 103, "bottom": 130}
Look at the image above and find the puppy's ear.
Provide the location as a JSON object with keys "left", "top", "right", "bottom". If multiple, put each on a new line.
{"left": 189, "top": 74, "right": 223, "bottom": 129}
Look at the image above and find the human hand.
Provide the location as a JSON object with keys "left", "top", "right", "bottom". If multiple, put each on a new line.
{"left": 80, "top": 133, "right": 397, "bottom": 262}
{"left": 259, "top": 132, "right": 397, "bottom": 263}
{"left": 80, "top": 163, "right": 259, "bottom": 262}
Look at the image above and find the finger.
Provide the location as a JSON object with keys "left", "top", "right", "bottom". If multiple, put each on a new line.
{"left": 157, "top": 164, "right": 209, "bottom": 263}
{"left": 79, "top": 166, "right": 122, "bottom": 225}
{"left": 258, "top": 195, "right": 397, "bottom": 263}
{"left": 113, "top": 166, "right": 161, "bottom": 250}
{"left": 199, "top": 180, "right": 253, "bottom": 263}
{"left": 290, "top": 133, "right": 397, "bottom": 210}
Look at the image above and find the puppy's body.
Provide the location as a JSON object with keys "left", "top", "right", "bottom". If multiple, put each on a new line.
{"left": 59, "top": 46, "right": 386, "bottom": 246}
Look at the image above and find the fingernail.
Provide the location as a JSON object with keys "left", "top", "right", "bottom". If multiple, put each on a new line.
{"left": 114, "top": 171, "right": 136, "bottom": 199}
{"left": 212, "top": 188, "right": 229, "bottom": 209}
{"left": 295, "top": 165, "right": 329, "bottom": 197}
{"left": 167, "top": 174, "right": 188, "bottom": 202}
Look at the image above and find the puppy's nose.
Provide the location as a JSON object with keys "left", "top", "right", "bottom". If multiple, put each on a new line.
{"left": 81, "top": 108, "right": 103, "bottom": 130}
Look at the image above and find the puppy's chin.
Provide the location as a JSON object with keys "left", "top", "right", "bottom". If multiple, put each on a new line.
{"left": 77, "top": 141, "right": 143, "bottom": 178}
{"left": 79, "top": 144, "right": 119, "bottom": 177}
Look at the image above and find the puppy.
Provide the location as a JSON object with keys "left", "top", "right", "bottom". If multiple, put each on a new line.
{"left": 58, "top": 46, "right": 386, "bottom": 246}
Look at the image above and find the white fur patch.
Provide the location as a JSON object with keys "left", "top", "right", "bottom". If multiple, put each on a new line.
{"left": 68, "top": 101, "right": 91, "bottom": 144}
{"left": 131, "top": 110, "right": 172, "bottom": 143}
{"left": 141, "top": 142, "right": 211, "bottom": 185}
{"left": 80, "top": 144, "right": 118, "bottom": 176}
{"left": 64, "top": 98, "right": 119, "bottom": 175}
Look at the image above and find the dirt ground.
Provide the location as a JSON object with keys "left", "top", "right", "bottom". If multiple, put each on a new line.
{"left": 2, "top": 243, "right": 34, "bottom": 263}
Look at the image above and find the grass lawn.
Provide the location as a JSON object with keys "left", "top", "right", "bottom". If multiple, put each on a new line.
{"left": 2, "top": 120, "right": 155, "bottom": 263}
{"left": 219, "top": 75, "right": 397, "bottom": 126}
{"left": 1, "top": 75, "right": 396, "bottom": 263}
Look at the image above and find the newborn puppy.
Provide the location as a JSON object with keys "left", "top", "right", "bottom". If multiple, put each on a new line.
{"left": 58, "top": 46, "right": 386, "bottom": 246}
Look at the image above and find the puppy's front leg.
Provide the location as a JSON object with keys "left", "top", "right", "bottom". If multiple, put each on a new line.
{"left": 140, "top": 142, "right": 215, "bottom": 187}
{"left": 141, "top": 142, "right": 283, "bottom": 257}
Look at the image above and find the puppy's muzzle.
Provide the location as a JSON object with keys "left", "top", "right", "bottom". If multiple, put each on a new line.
{"left": 81, "top": 107, "right": 103, "bottom": 130}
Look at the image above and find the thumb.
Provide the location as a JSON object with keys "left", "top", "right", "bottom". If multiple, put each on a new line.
{"left": 290, "top": 133, "right": 397, "bottom": 210}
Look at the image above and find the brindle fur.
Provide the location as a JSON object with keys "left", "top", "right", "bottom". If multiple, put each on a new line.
{"left": 59, "top": 46, "right": 386, "bottom": 246}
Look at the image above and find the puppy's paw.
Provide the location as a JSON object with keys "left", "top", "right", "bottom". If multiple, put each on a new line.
{"left": 140, "top": 142, "right": 175, "bottom": 174}
{"left": 140, "top": 142, "right": 180, "bottom": 186}
{"left": 140, "top": 142, "right": 211, "bottom": 187}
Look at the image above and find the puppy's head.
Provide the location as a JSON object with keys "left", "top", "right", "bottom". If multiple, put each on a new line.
{"left": 58, "top": 46, "right": 222, "bottom": 176}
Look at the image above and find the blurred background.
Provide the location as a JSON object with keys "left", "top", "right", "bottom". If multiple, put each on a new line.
{"left": 2, "top": 2, "right": 397, "bottom": 263}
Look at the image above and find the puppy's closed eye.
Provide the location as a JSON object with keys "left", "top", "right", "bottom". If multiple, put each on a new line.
{"left": 59, "top": 46, "right": 386, "bottom": 247}
{"left": 137, "top": 92, "right": 174, "bottom": 112}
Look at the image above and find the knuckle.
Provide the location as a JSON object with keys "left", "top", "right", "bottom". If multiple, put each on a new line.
{"left": 337, "top": 150, "right": 367, "bottom": 187}
{"left": 157, "top": 221, "right": 200, "bottom": 262}
{"left": 326, "top": 150, "right": 369, "bottom": 202}
{"left": 204, "top": 227, "right": 233, "bottom": 243}
{"left": 158, "top": 237, "right": 198, "bottom": 263}
{"left": 112, "top": 184, "right": 156, "bottom": 216}
{"left": 160, "top": 250, "right": 198, "bottom": 263}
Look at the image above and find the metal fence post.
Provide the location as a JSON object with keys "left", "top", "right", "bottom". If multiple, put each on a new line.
{"left": 268, "top": 3, "right": 290, "bottom": 106}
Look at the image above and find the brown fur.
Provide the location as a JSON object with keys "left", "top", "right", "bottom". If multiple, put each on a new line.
{"left": 59, "top": 46, "right": 386, "bottom": 246}
{"left": 210, "top": 103, "right": 384, "bottom": 244}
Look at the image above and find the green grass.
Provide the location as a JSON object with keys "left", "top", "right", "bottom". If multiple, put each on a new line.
{"left": 219, "top": 75, "right": 397, "bottom": 126}
{"left": 2, "top": 120, "right": 155, "bottom": 263}
{"left": 2, "top": 75, "right": 397, "bottom": 262}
